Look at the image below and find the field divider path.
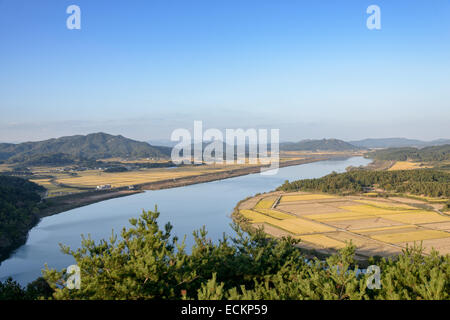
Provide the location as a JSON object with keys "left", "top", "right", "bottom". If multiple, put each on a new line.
{"left": 271, "top": 195, "right": 282, "bottom": 209}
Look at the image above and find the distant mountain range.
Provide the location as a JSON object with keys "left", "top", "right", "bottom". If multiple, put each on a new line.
{"left": 2, "top": 133, "right": 449, "bottom": 166}
{"left": 152, "top": 137, "right": 450, "bottom": 151}
{"left": 0, "top": 133, "right": 171, "bottom": 165}
{"left": 349, "top": 138, "right": 450, "bottom": 149}
{"left": 280, "top": 139, "right": 362, "bottom": 151}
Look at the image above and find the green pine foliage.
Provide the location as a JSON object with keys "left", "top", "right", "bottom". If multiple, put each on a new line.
{"left": 277, "top": 169, "right": 450, "bottom": 198}
{"left": 0, "top": 176, "right": 45, "bottom": 261}
{"left": 0, "top": 277, "right": 52, "bottom": 300}
{"left": 373, "top": 246, "right": 449, "bottom": 299}
{"left": 0, "top": 208, "right": 443, "bottom": 300}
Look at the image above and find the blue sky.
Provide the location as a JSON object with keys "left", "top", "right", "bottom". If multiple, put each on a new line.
{"left": 0, "top": 0, "right": 449, "bottom": 142}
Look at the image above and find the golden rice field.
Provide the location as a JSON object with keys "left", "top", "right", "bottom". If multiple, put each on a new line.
{"left": 407, "top": 195, "right": 449, "bottom": 203}
{"left": 240, "top": 208, "right": 297, "bottom": 223}
{"left": 238, "top": 191, "right": 450, "bottom": 257}
{"left": 388, "top": 161, "right": 431, "bottom": 171}
{"left": 363, "top": 192, "right": 378, "bottom": 196}
{"left": 29, "top": 178, "right": 83, "bottom": 197}
{"left": 354, "top": 225, "right": 417, "bottom": 234}
{"left": 239, "top": 210, "right": 277, "bottom": 224}
{"left": 254, "top": 197, "right": 277, "bottom": 209}
{"left": 29, "top": 178, "right": 55, "bottom": 189}
{"left": 354, "top": 199, "right": 415, "bottom": 210}
{"left": 371, "top": 230, "right": 450, "bottom": 244}
{"left": 10, "top": 161, "right": 275, "bottom": 191}
{"left": 279, "top": 194, "right": 336, "bottom": 203}
{"left": 339, "top": 205, "right": 416, "bottom": 215}
{"left": 41, "top": 158, "right": 299, "bottom": 189}
{"left": 239, "top": 209, "right": 335, "bottom": 234}
{"left": 254, "top": 208, "right": 294, "bottom": 220}
{"left": 381, "top": 211, "right": 450, "bottom": 224}
{"left": 270, "top": 218, "right": 336, "bottom": 235}
{"left": 54, "top": 166, "right": 242, "bottom": 188}
{"left": 296, "top": 234, "right": 346, "bottom": 249}
{"left": 304, "top": 211, "right": 376, "bottom": 222}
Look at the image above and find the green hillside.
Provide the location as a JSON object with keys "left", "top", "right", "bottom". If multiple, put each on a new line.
{"left": 0, "top": 133, "right": 171, "bottom": 165}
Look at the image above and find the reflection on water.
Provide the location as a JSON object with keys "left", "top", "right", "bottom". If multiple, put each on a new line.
{"left": 0, "top": 157, "right": 370, "bottom": 284}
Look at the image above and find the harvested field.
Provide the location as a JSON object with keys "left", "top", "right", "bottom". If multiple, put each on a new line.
{"left": 304, "top": 211, "right": 373, "bottom": 222}
{"left": 279, "top": 194, "right": 336, "bottom": 203}
{"left": 382, "top": 211, "right": 450, "bottom": 224}
{"left": 363, "top": 192, "right": 379, "bottom": 197}
{"left": 398, "top": 237, "right": 450, "bottom": 255}
{"left": 326, "top": 232, "right": 403, "bottom": 257}
{"left": 320, "top": 200, "right": 362, "bottom": 207}
{"left": 258, "top": 223, "right": 294, "bottom": 238}
{"left": 30, "top": 178, "right": 84, "bottom": 197}
{"left": 296, "top": 234, "right": 346, "bottom": 249}
{"left": 24, "top": 157, "right": 328, "bottom": 191}
{"left": 388, "top": 161, "right": 427, "bottom": 171}
{"left": 353, "top": 224, "right": 417, "bottom": 234}
{"left": 392, "top": 195, "right": 448, "bottom": 204}
{"left": 253, "top": 208, "right": 294, "bottom": 220}
{"left": 239, "top": 210, "right": 278, "bottom": 223}
{"left": 419, "top": 221, "right": 450, "bottom": 232}
{"left": 354, "top": 199, "right": 416, "bottom": 210}
{"left": 339, "top": 205, "right": 415, "bottom": 215}
{"left": 254, "top": 197, "right": 277, "bottom": 209}
{"left": 371, "top": 230, "right": 450, "bottom": 244}
{"left": 326, "top": 217, "right": 405, "bottom": 230}
{"left": 236, "top": 191, "right": 450, "bottom": 258}
{"left": 55, "top": 168, "right": 222, "bottom": 188}
{"left": 270, "top": 218, "right": 336, "bottom": 235}
{"left": 389, "top": 197, "right": 432, "bottom": 204}
{"left": 276, "top": 203, "right": 349, "bottom": 216}
{"left": 325, "top": 231, "right": 375, "bottom": 246}
{"left": 357, "top": 226, "right": 420, "bottom": 236}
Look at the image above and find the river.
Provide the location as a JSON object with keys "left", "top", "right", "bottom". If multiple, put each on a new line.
{"left": 0, "top": 157, "right": 371, "bottom": 285}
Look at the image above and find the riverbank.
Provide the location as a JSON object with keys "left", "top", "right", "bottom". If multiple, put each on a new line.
{"left": 38, "top": 189, "right": 142, "bottom": 218}
{"left": 38, "top": 156, "right": 336, "bottom": 218}
{"left": 138, "top": 157, "right": 330, "bottom": 190}
{"left": 346, "top": 158, "right": 394, "bottom": 171}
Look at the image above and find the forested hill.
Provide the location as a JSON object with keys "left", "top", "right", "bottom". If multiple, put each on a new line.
{"left": 0, "top": 133, "right": 171, "bottom": 165}
{"left": 350, "top": 138, "right": 450, "bottom": 149}
{"left": 278, "top": 169, "right": 450, "bottom": 198}
{"left": 366, "top": 144, "right": 450, "bottom": 162}
{"left": 0, "top": 176, "right": 45, "bottom": 262}
{"left": 280, "top": 139, "right": 362, "bottom": 151}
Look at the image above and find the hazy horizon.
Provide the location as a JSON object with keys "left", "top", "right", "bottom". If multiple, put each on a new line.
{"left": 1, "top": 130, "right": 449, "bottom": 145}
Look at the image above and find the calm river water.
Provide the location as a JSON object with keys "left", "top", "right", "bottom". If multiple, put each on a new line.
{"left": 0, "top": 157, "right": 370, "bottom": 284}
